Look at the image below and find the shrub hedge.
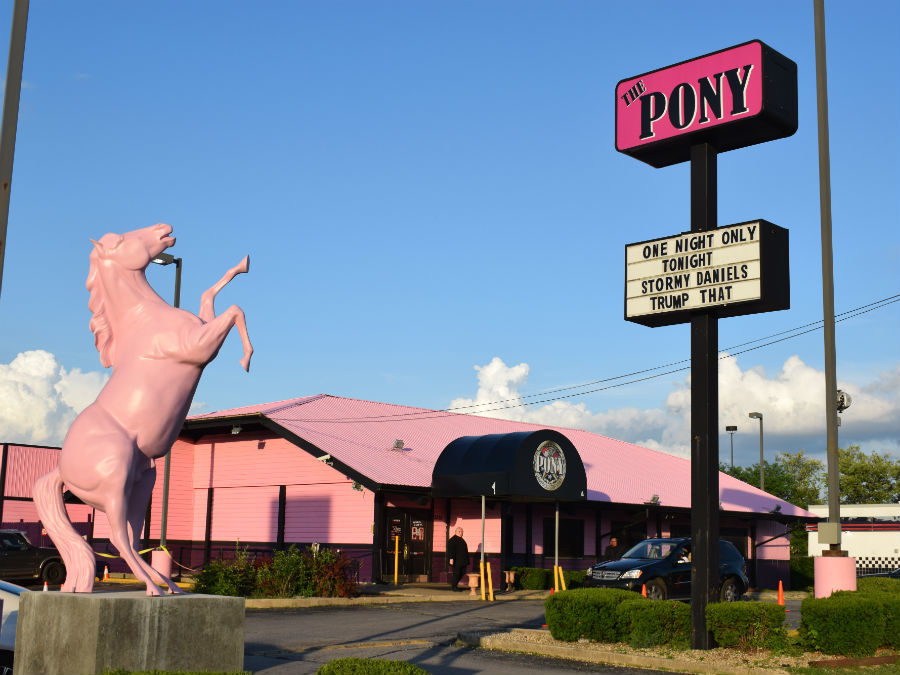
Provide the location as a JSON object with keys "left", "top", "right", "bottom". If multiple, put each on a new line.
{"left": 316, "top": 658, "right": 430, "bottom": 674}
{"left": 618, "top": 598, "right": 689, "bottom": 649}
{"left": 856, "top": 576, "right": 900, "bottom": 595}
{"left": 705, "top": 602, "right": 787, "bottom": 651}
{"left": 800, "top": 593, "right": 886, "bottom": 656}
{"left": 544, "top": 588, "right": 641, "bottom": 642}
{"left": 193, "top": 544, "right": 358, "bottom": 598}
{"left": 511, "top": 566, "right": 585, "bottom": 590}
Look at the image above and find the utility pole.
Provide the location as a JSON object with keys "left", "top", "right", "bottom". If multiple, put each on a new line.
{"left": 0, "top": 0, "right": 29, "bottom": 300}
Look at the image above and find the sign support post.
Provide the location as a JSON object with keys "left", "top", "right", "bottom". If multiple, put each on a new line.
{"left": 617, "top": 39, "right": 796, "bottom": 648}
{"left": 689, "top": 143, "right": 719, "bottom": 650}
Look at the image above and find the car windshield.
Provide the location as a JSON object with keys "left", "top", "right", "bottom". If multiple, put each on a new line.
{"left": 621, "top": 539, "right": 682, "bottom": 559}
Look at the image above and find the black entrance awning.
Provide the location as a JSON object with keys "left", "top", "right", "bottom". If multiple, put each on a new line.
{"left": 432, "top": 429, "right": 586, "bottom": 501}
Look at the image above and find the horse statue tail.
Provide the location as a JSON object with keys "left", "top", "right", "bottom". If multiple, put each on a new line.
{"left": 34, "top": 467, "right": 97, "bottom": 592}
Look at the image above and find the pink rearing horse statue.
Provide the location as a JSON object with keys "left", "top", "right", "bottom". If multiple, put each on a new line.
{"left": 34, "top": 223, "right": 253, "bottom": 595}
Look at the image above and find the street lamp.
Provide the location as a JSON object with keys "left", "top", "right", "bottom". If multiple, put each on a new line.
{"left": 725, "top": 425, "right": 737, "bottom": 469}
{"left": 150, "top": 252, "right": 181, "bottom": 552}
{"left": 748, "top": 412, "right": 764, "bottom": 492}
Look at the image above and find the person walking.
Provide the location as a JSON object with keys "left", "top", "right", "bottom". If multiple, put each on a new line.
{"left": 447, "top": 527, "right": 469, "bottom": 591}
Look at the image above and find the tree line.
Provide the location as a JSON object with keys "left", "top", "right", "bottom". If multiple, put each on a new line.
{"left": 720, "top": 445, "right": 900, "bottom": 507}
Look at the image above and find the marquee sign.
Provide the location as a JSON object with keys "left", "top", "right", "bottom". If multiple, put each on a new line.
{"left": 615, "top": 40, "right": 797, "bottom": 168}
{"left": 625, "top": 219, "right": 788, "bottom": 327}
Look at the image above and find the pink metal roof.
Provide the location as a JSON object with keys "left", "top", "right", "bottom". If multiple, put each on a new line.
{"left": 188, "top": 394, "right": 816, "bottom": 518}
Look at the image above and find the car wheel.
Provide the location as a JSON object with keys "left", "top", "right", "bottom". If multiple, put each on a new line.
{"left": 720, "top": 577, "right": 741, "bottom": 602}
{"left": 645, "top": 579, "right": 667, "bottom": 600}
{"left": 42, "top": 560, "right": 65, "bottom": 585}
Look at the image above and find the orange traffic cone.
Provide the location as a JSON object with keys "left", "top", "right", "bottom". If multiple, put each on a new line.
{"left": 641, "top": 584, "right": 647, "bottom": 597}
{"left": 777, "top": 580, "right": 784, "bottom": 605}
{"left": 42, "top": 581, "right": 48, "bottom": 592}
{"left": 103, "top": 565, "right": 109, "bottom": 581}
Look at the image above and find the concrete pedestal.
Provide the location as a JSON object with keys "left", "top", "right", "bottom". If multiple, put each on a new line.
{"left": 814, "top": 555, "right": 857, "bottom": 598}
{"left": 14, "top": 591, "right": 244, "bottom": 675}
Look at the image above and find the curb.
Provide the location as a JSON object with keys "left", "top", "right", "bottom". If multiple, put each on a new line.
{"left": 458, "top": 629, "right": 780, "bottom": 675}
{"left": 246, "top": 590, "right": 548, "bottom": 609}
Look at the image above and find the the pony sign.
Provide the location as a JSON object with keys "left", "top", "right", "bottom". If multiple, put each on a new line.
{"left": 34, "top": 224, "right": 253, "bottom": 595}
{"left": 615, "top": 40, "right": 797, "bottom": 168}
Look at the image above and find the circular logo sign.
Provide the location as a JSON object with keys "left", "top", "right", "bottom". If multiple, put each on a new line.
{"left": 533, "top": 440, "right": 566, "bottom": 491}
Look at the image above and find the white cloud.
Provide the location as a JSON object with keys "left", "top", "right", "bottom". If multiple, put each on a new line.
{"left": 450, "top": 355, "right": 900, "bottom": 462}
{"left": 0, "top": 350, "right": 108, "bottom": 446}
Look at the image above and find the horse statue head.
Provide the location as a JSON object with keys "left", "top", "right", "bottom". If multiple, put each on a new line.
{"left": 89, "top": 223, "right": 176, "bottom": 271}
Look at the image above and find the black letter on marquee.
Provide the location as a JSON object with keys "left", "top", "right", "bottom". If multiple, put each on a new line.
{"left": 697, "top": 72, "right": 723, "bottom": 124}
{"left": 639, "top": 91, "right": 667, "bottom": 139}
{"left": 669, "top": 83, "right": 696, "bottom": 130}
{"left": 724, "top": 65, "right": 753, "bottom": 115}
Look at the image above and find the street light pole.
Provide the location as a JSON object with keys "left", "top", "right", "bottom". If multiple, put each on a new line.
{"left": 748, "top": 413, "right": 764, "bottom": 492}
{"left": 151, "top": 253, "right": 181, "bottom": 550}
{"left": 0, "top": 0, "right": 29, "bottom": 300}
{"left": 725, "top": 425, "right": 737, "bottom": 470}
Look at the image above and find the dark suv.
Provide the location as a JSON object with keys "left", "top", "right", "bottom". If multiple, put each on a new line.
{"left": 0, "top": 530, "right": 65, "bottom": 585}
{"left": 584, "top": 537, "right": 748, "bottom": 602}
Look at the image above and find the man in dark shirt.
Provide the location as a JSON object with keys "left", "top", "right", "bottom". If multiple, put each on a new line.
{"left": 447, "top": 527, "right": 469, "bottom": 591}
{"left": 603, "top": 536, "right": 626, "bottom": 561}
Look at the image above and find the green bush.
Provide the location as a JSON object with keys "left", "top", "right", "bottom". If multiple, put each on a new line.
{"left": 510, "top": 566, "right": 584, "bottom": 590}
{"left": 790, "top": 556, "right": 815, "bottom": 591}
{"left": 512, "top": 566, "right": 553, "bottom": 590}
{"left": 193, "top": 545, "right": 358, "bottom": 598}
{"left": 255, "top": 545, "right": 315, "bottom": 597}
{"left": 800, "top": 593, "right": 886, "bottom": 656}
{"left": 618, "top": 598, "right": 689, "bottom": 649}
{"left": 562, "top": 570, "right": 585, "bottom": 589}
{"left": 856, "top": 576, "right": 900, "bottom": 595}
{"left": 705, "top": 601, "right": 787, "bottom": 651}
{"left": 316, "top": 657, "right": 429, "bottom": 674}
{"left": 544, "top": 587, "right": 639, "bottom": 642}
{"left": 193, "top": 546, "right": 259, "bottom": 597}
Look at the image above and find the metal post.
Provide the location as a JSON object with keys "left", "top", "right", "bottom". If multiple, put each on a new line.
{"left": 554, "top": 501, "right": 559, "bottom": 575}
{"left": 689, "top": 142, "right": 719, "bottom": 650}
{"left": 725, "top": 426, "right": 737, "bottom": 470}
{"left": 0, "top": 0, "right": 29, "bottom": 300}
{"left": 814, "top": 0, "right": 841, "bottom": 552}
{"left": 481, "top": 495, "right": 486, "bottom": 597}
{"left": 158, "top": 257, "right": 181, "bottom": 549}
{"left": 748, "top": 413, "right": 764, "bottom": 492}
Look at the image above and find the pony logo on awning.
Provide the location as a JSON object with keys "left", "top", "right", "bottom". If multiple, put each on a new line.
{"left": 533, "top": 440, "right": 566, "bottom": 491}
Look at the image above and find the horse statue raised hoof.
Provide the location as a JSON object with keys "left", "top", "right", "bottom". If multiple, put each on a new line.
{"left": 34, "top": 223, "right": 253, "bottom": 596}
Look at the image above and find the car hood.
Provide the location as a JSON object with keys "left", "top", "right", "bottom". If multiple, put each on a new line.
{"left": 592, "top": 558, "right": 660, "bottom": 572}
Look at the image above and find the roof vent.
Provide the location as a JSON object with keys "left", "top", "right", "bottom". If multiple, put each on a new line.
{"left": 390, "top": 439, "right": 405, "bottom": 451}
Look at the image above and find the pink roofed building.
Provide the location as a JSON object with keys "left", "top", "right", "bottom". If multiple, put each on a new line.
{"left": 7, "top": 393, "right": 818, "bottom": 590}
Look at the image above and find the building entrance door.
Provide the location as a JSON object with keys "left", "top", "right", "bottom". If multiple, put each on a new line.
{"left": 384, "top": 508, "right": 430, "bottom": 582}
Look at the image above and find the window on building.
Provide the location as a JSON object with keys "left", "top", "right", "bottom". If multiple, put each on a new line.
{"left": 542, "top": 518, "right": 584, "bottom": 557}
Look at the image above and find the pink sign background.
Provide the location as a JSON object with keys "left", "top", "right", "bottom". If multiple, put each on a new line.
{"left": 616, "top": 41, "right": 764, "bottom": 151}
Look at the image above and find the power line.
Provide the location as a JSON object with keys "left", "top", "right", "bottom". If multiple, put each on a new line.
{"left": 269, "top": 293, "right": 900, "bottom": 424}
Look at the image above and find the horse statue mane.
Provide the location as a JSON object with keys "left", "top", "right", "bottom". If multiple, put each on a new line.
{"left": 34, "top": 223, "right": 253, "bottom": 595}
{"left": 85, "top": 237, "right": 116, "bottom": 368}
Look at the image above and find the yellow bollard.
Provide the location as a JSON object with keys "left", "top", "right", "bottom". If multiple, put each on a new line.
{"left": 553, "top": 565, "right": 560, "bottom": 593}
{"left": 559, "top": 566, "right": 567, "bottom": 591}
{"left": 394, "top": 535, "right": 399, "bottom": 586}
{"left": 486, "top": 562, "right": 494, "bottom": 602}
{"left": 480, "top": 560, "right": 486, "bottom": 601}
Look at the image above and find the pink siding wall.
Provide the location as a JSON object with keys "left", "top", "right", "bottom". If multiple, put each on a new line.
{"left": 431, "top": 498, "right": 449, "bottom": 552}
{"left": 284, "top": 484, "right": 373, "bottom": 543}
{"left": 447, "top": 499, "right": 501, "bottom": 554}
{"left": 4, "top": 445, "right": 60, "bottom": 497}
{"left": 755, "top": 520, "right": 790, "bottom": 560}
{"left": 187, "top": 435, "right": 373, "bottom": 545}
{"left": 148, "top": 440, "right": 194, "bottom": 540}
{"left": 211, "top": 486, "right": 279, "bottom": 542}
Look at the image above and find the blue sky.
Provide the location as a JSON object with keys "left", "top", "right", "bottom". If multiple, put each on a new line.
{"left": 0, "top": 1, "right": 897, "bottom": 469}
